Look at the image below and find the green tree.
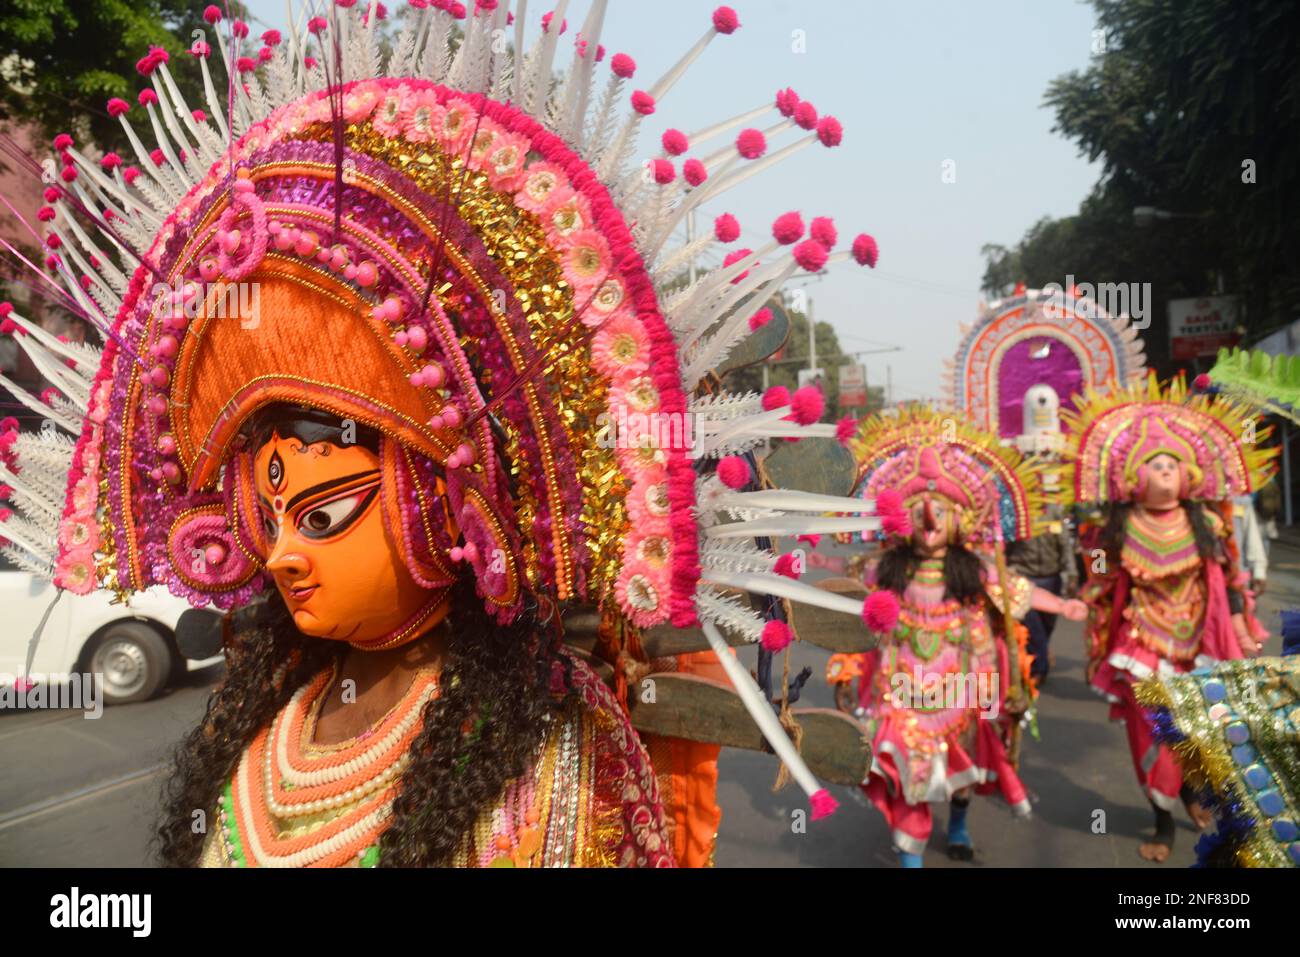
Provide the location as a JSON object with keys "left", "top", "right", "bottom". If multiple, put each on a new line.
{"left": 985, "top": 0, "right": 1300, "bottom": 372}
{"left": 0, "top": 1, "right": 254, "bottom": 146}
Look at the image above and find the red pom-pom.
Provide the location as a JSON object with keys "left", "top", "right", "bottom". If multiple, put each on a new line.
{"left": 772, "top": 211, "right": 804, "bottom": 245}
{"left": 817, "top": 116, "right": 844, "bottom": 147}
{"left": 303, "top": 56, "right": 319, "bottom": 69}
{"left": 0, "top": 303, "right": 12, "bottom": 318}
{"left": 262, "top": 29, "right": 281, "bottom": 46}
{"left": 448, "top": 2, "right": 467, "bottom": 19}
{"left": 775, "top": 87, "right": 799, "bottom": 117}
{"left": 149, "top": 149, "right": 165, "bottom": 167}
{"left": 810, "top": 789, "right": 839, "bottom": 821}
{"left": 835, "top": 415, "right": 857, "bottom": 445}
{"left": 1193, "top": 373, "right": 1212, "bottom": 391}
{"left": 788, "top": 385, "right": 824, "bottom": 425}
{"left": 810, "top": 216, "right": 837, "bottom": 249}
{"left": 52, "top": 133, "right": 73, "bottom": 151}
{"left": 683, "top": 159, "right": 707, "bottom": 186}
{"left": 123, "top": 167, "right": 141, "bottom": 185}
{"left": 793, "top": 240, "right": 828, "bottom": 272}
{"left": 203, "top": 4, "right": 222, "bottom": 24}
{"left": 662, "top": 129, "right": 688, "bottom": 156}
{"left": 773, "top": 553, "right": 802, "bottom": 579}
{"left": 880, "top": 511, "right": 912, "bottom": 538}
{"left": 717, "top": 454, "right": 751, "bottom": 489}
{"left": 714, "top": 213, "right": 740, "bottom": 243}
{"left": 723, "top": 247, "right": 754, "bottom": 284}
{"left": 236, "top": 56, "right": 257, "bottom": 73}
{"left": 650, "top": 158, "right": 676, "bottom": 184}
{"left": 107, "top": 97, "right": 130, "bottom": 117}
{"left": 712, "top": 6, "right": 740, "bottom": 34}
{"left": 762, "top": 385, "right": 790, "bottom": 411}
{"left": 761, "top": 620, "right": 792, "bottom": 652}
{"left": 852, "top": 233, "right": 879, "bottom": 268}
{"left": 796, "top": 533, "right": 822, "bottom": 549}
{"left": 43, "top": 187, "right": 60, "bottom": 202}
{"left": 611, "top": 53, "right": 636, "bottom": 78}
{"left": 232, "top": 20, "right": 249, "bottom": 38}
{"left": 863, "top": 590, "right": 900, "bottom": 634}
{"left": 45, "top": 234, "right": 61, "bottom": 249}
{"left": 736, "top": 128, "right": 766, "bottom": 159}
{"left": 541, "top": 11, "right": 567, "bottom": 34}
{"left": 631, "top": 90, "right": 656, "bottom": 115}
{"left": 258, "top": 46, "right": 273, "bottom": 62}
{"left": 793, "top": 102, "right": 819, "bottom": 131}
{"left": 307, "top": 15, "right": 328, "bottom": 33}
{"left": 37, "top": 206, "right": 55, "bottom": 222}
{"left": 138, "top": 88, "right": 159, "bottom": 106}
{"left": 748, "top": 307, "right": 772, "bottom": 331}
{"left": 59, "top": 166, "right": 77, "bottom": 183}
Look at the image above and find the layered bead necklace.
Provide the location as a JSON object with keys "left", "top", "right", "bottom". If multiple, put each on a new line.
{"left": 217, "top": 664, "right": 440, "bottom": 868}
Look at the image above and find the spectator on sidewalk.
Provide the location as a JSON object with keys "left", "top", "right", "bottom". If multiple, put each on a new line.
{"left": 1232, "top": 494, "right": 1268, "bottom": 595}
{"left": 1005, "top": 504, "right": 1077, "bottom": 683}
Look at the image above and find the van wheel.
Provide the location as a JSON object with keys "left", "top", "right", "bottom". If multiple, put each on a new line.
{"left": 86, "top": 622, "right": 172, "bottom": 705}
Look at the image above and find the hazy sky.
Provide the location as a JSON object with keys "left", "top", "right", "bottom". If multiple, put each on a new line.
{"left": 243, "top": 0, "right": 1104, "bottom": 403}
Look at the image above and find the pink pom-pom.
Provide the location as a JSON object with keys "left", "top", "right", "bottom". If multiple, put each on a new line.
{"left": 835, "top": 415, "right": 858, "bottom": 445}
{"left": 852, "top": 233, "right": 879, "bottom": 268}
{"left": 761, "top": 620, "right": 792, "bottom": 652}
{"left": 52, "top": 133, "right": 73, "bottom": 151}
{"left": 793, "top": 101, "right": 819, "bottom": 130}
{"left": 875, "top": 488, "right": 903, "bottom": 514}
{"left": 796, "top": 533, "right": 822, "bottom": 548}
{"left": 650, "top": 158, "right": 676, "bottom": 184}
{"left": 203, "top": 4, "right": 222, "bottom": 23}
{"left": 448, "top": 2, "right": 467, "bottom": 18}
{"left": 258, "top": 46, "right": 273, "bottom": 62}
{"left": 736, "top": 128, "right": 766, "bottom": 159}
{"left": 810, "top": 216, "right": 837, "bottom": 249}
{"left": 748, "top": 307, "right": 772, "bottom": 331}
{"left": 631, "top": 91, "right": 656, "bottom": 115}
{"left": 863, "top": 590, "right": 900, "bottom": 634}
{"left": 303, "top": 56, "right": 319, "bottom": 69}
{"left": 775, "top": 87, "right": 799, "bottom": 117}
{"left": 789, "top": 385, "right": 824, "bottom": 425}
{"left": 714, "top": 213, "right": 740, "bottom": 243}
{"left": 59, "top": 166, "right": 77, "bottom": 183}
{"left": 308, "top": 15, "right": 328, "bottom": 33}
{"left": 810, "top": 789, "right": 839, "bottom": 821}
{"left": 712, "top": 6, "right": 740, "bottom": 34}
{"left": 45, "top": 234, "right": 61, "bottom": 250}
{"left": 793, "top": 240, "right": 828, "bottom": 272}
{"left": 37, "top": 206, "right": 55, "bottom": 222}
{"left": 236, "top": 56, "right": 256, "bottom": 73}
{"left": 661, "top": 129, "right": 688, "bottom": 156}
{"left": 881, "top": 512, "right": 913, "bottom": 538}
{"left": 675, "top": 159, "right": 706, "bottom": 188}
{"left": 772, "top": 211, "right": 804, "bottom": 245}
{"left": 0, "top": 303, "right": 13, "bottom": 319}
{"left": 611, "top": 53, "right": 636, "bottom": 78}
{"left": 137, "top": 88, "right": 159, "bottom": 107}
{"left": 773, "top": 553, "right": 802, "bottom": 579}
{"left": 716, "top": 454, "right": 751, "bottom": 489}
{"left": 107, "top": 97, "right": 130, "bottom": 117}
{"left": 817, "top": 116, "right": 844, "bottom": 147}
{"left": 722, "top": 247, "right": 753, "bottom": 283}
{"left": 232, "top": 20, "right": 249, "bottom": 38}
{"left": 1193, "top": 373, "right": 1212, "bottom": 391}
{"left": 541, "top": 11, "right": 567, "bottom": 34}
{"left": 43, "top": 187, "right": 60, "bottom": 202}
{"left": 761, "top": 385, "right": 789, "bottom": 411}
{"left": 262, "top": 29, "right": 281, "bottom": 45}
{"left": 149, "top": 148, "right": 165, "bottom": 167}
{"left": 123, "top": 167, "right": 141, "bottom": 185}
{"left": 190, "top": 40, "right": 210, "bottom": 58}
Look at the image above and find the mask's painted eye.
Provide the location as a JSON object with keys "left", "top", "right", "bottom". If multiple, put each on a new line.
{"left": 295, "top": 485, "right": 378, "bottom": 540}
{"left": 263, "top": 513, "right": 278, "bottom": 543}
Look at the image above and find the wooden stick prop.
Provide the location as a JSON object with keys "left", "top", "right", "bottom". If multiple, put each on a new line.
{"left": 992, "top": 527, "right": 1026, "bottom": 770}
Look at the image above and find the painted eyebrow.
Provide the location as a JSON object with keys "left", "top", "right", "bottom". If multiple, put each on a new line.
{"left": 257, "top": 469, "right": 381, "bottom": 514}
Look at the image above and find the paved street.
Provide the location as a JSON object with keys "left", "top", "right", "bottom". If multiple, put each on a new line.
{"left": 3, "top": 535, "right": 1298, "bottom": 868}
